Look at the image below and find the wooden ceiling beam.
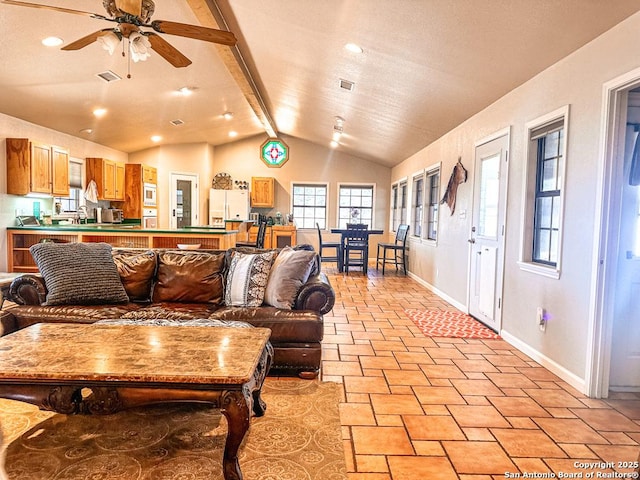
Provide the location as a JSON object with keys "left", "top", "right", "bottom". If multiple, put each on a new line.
{"left": 186, "top": 0, "right": 278, "bottom": 139}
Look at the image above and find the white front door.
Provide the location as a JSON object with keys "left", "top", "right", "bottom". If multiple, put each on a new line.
{"left": 609, "top": 115, "right": 640, "bottom": 390}
{"left": 468, "top": 132, "right": 510, "bottom": 332}
{"left": 170, "top": 173, "right": 199, "bottom": 229}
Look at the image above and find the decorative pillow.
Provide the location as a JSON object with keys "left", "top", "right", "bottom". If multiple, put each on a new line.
{"left": 29, "top": 242, "right": 129, "bottom": 306}
{"left": 152, "top": 251, "right": 226, "bottom": 304}
{"left": 112, "top": 249, "right": 156, "bottom": 302}
{"left": 264, "top": 246, "right": 317, "bottom": 309}
{"left": 224, "top": 251, "right": 276, "bottom": 307}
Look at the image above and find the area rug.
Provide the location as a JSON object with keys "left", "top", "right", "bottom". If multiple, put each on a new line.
{"left": 0, "top": 378, "right": 346, "bottom": 480}
{"left": 405, "top": 309, "right": 501, "bottom": 339}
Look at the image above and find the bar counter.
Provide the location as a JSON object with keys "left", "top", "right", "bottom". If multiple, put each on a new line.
{"left": 7, "top": 225, "right": 237, "bottom": 273}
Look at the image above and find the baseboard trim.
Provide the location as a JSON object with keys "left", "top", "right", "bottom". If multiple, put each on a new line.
{"left": 500, "top": 329, "right": 586, "bottom": 394}
{"left": 407, "top": 272, "right": 467, "bottom": 313}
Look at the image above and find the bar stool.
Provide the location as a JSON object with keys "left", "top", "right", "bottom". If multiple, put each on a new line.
{"left": 376, "top": 224, "right": 409, "bottom": 274}
{"left": 316, "top": 223, "right": 341, "bottom": 265}
{"left": 343, "top": 224, "right": 369, "bottom": 274}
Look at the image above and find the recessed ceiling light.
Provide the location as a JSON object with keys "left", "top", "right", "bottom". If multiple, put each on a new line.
{"left": 177, "top": 87, "right": 194, "bottom": 96}
{"left": 92, "top": 108, "right": 107, "bottom": 118}
{"left": 79, "top": 128, "right": 93, "bottom": 135}
{"left": 229, "top": 131, "right": 238, "bottom": 138}
{"left": 42, "top": 36, "right": 63, "bottom": 47}
{"left": 222, "top": 112, "right": 234, "bottom": 120}
{"left": 332, "top": 131, "right": 342, "bottom": 142}
{"left": 330, "top": 140, "right": 339, "bottom": 149}
{"left": 151, "top": 135, "right": 162, "bottom": 143}
{"left": 344, "top": 43, "right": 363, "bottom": 54}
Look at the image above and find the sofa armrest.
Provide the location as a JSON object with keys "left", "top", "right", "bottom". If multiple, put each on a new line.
{"left": 294, "top": 272, "right": 335, "bottom": 315}
{"left": 8, "top": 275, "right": 47, "bottom": 305}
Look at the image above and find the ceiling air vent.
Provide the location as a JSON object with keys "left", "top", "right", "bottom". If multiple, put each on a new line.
{"left": 339, "top": 79, "right": 355, "bottom": 91}
{"left": 96, "top": 70, "right": 121, "bottom": 83}
{"left": 170, "top": 119, "right": 185, "bottom": 126}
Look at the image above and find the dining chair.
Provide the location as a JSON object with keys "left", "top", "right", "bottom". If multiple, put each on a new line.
{"left": 343, "top": 224, "right": 369, "bottom": 274}
{"left": 316, "top": 223, "right": 341, "bottom": 265}
{"left": 236, "top": 220, "right": 267, "bottom": 248}
{"left": 376, "top": 224, "right": 409, "bottom": 274}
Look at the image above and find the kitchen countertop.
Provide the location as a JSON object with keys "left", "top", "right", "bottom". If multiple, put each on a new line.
{"left": 7, "top": 225, "right": 235, "bottom": 234}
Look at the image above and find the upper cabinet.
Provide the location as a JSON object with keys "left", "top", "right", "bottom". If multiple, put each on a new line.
{"left": 251, "top": 176, "right": 275, "bottom": 208}
{"left": 85, "top": 157, "right": 126, "bottom": 201}
{"left": 6, "top": 138, "right": 69, "bottom": 196}
{"left": 142, "top": 165, "right": 157, "bottom": 185}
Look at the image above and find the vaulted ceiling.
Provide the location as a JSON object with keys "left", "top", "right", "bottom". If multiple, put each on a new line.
{"left": 2, "top": 0, "right": 639, "bottom": 168}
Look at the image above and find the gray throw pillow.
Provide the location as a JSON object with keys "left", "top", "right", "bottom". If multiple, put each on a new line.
{"left": 30, "top": 242, "right": 129, "bottom": 305}
{"left": 264, "top": 246, "right": 316, "bottom": 309}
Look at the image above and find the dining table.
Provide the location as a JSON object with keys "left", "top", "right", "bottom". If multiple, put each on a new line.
{"left": 330, "top": 227, "right": 384, "bottom": 272}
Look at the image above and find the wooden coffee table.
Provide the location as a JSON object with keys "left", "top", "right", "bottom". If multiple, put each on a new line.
{"left": 0, "top": 323, "right": 273, "bottom": 480}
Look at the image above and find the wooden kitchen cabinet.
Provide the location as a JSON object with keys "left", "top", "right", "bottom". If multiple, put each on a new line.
{"left": 86, "top": 158, "right": 126, "bottom": 201}
{"left": 114, "top": 164, "right": 157, "bottom": 219}
{"left": 251, "top": 176, "right": 275, "bottom": 208}
{"left": 6, "top": 138, "right": 69, "bottom": 196}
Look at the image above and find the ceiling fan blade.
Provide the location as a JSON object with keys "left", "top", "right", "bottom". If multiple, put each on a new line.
{"left": 62, "top": 29, "right": 114, "bottom": 51}
{"left": 1, "top": 0, "right": 107, "bottom": 19}
{"left": 150, "top": 20, "right": 236, "bottom": 46}
{"left": 147, "top": 33, "right": 192, "bottom": 68}
{"left": 114, "top": 0, "right": 141, "bottom": 17}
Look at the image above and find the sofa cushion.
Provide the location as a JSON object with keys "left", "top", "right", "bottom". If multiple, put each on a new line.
{"left": 264, "top": 246, "right": 316, "bottom": 309}
{"left": 224, "top": 251, "right": 276, "bottom": 307}
{"left": 152, "top": 251, "right": 225, "bottom": 304}
{"left": 112, "top": 249, "right": 156, "bottom": 302}
{"left": 29, "top": 242, "right": 129, "bottom": 306}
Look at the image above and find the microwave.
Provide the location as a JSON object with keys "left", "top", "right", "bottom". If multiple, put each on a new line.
{"left": 143, "top": 183, "right": 157, "bottom": 207}
{"left": 102, "top": 209, "right": 123, "bottom": 223}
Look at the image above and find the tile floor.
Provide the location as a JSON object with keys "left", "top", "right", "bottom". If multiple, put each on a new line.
{"left": 320, "top": 265, "right": 640, "bottom": 480}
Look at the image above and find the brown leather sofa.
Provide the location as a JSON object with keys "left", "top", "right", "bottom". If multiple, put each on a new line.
{"left": 5, "top": 246, "right": 335, "bottom": 379}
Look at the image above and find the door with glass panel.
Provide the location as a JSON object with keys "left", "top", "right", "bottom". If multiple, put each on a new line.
{"left": 170, "top": 173, "right": 199, "bottom": 229}
{"left": 468, "top": 133, "right": 509, "bottom": 332}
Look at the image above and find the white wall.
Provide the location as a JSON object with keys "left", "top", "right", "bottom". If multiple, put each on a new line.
{"left": 212, "top": 134, "right": 391, "bottom": 249}
{"left": 0, "top": 113, "right": 127, "bottom": 271}
{"left": 129, "top": 143, "right": 214, "bottom": 228}
{"left": 391, "top": 12, "right": 640, "bottom": 387}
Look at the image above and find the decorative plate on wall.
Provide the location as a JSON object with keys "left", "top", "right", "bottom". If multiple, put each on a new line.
{"left": 212, "top": 172, "right": 232, "bottom": 189}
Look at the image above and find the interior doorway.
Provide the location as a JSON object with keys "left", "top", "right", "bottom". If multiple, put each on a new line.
{"left": 590, "top": 67, "right": 640, "bottom": 397}
{"left": 169, "top": 172, "right": 199, "bottom": 229}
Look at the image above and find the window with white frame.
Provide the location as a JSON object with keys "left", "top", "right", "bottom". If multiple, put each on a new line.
{"left": 425, "top": 166, "right": 440, "bottom": 241}
{"left": 398, "top": 180, "right": 407, "bottom": 230}
{"left": 519, "top": 106, "right": 568, "bottom": 277}
{"left": 337, "top": 184, "right": 374, "bottom": 228}
{"left": 412, "top": 174, "right": 423, "bottom": 237}
{"left": 53, "top": 159, "right": 84, "bottom": 214}
{"left": 391, "top": 183, "right": 399, "bottom": 230}
{"left": 292, "top": 183, "right": 328, "bottom": 229}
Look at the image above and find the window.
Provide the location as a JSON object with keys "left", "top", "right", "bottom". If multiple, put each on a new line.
{"left": 337, "top": 184, "right": 374, "bottom": 228}
{"left": 391, "top": 183, "right": 399, "bottom": 230}
{"left": 412, "top": 174, "right": 424, "bottom": 237}
{"left": 393, "top": 180, "right": 407, "bottom": 232}
{"left": 54, "top": 188, "right": 81, "bottom": 214}
{"left": 425, "top": 167, "right": 440, "bottom": 241}
{"left": 292, "top": 183, "right": 328, "bottom": 228}
{"left": 519, "top": 106, "right": 569, "bottom": 277}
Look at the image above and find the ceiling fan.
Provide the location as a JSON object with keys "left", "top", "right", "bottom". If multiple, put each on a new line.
{"left": 2, "top": 0, "right": 237, "bottom": 68}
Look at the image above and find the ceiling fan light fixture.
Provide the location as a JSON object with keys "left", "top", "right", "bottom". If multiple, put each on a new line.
{"left": 98, "top": 32, "right": 121, "bottom": 56}
{"left": 42, "top": 36, "right": 63, "bottom": 47}
{"left": 129, "top": 32, "right": 151, "bottom": 62}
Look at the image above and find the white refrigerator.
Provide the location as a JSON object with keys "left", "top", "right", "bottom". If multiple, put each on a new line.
{"left": 209, "top": 189, "right": 250, "bottom": 227}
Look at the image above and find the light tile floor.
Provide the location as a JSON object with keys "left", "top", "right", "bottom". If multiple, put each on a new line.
{"left": 320, "top": 264, "right": 640, "bottom": 480}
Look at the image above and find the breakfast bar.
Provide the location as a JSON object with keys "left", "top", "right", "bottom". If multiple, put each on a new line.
{"left": 7, "top": 225, "right": 238, "bottom": 273}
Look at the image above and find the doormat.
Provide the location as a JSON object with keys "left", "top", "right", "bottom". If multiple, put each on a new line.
{"left": 405, "top": 309, "right": 501, "bottom": 339}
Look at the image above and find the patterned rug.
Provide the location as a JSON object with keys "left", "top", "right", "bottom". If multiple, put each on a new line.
{"left": 405, "top": 309, "right": 501, "bottom": 339}
{"left": 0, "top": 378, "right": 346, "bottom": 480}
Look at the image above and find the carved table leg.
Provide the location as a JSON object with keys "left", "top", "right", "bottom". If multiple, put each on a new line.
{"left": 220, "top": 390, "right": 251, "bottom": 480}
